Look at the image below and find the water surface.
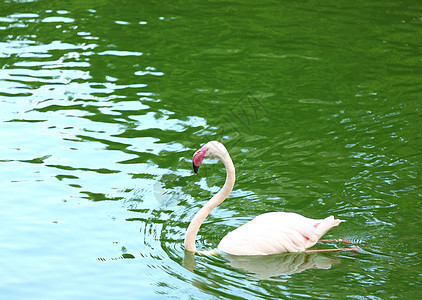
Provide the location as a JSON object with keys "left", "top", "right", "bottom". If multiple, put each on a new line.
{"left": 1, "top": 0, "right": 421, "bottom": 299}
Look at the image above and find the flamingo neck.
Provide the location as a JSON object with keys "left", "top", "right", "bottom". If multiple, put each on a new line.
{"left": 184, "top": 154, "right": 235, "bottom": 253}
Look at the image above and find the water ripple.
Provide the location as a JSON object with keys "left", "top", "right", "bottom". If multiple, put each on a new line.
{"left": 1, "top": 2, "right": 420, "bottom": 299}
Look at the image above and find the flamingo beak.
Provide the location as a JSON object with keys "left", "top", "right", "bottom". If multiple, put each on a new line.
{"left": 192, "top": 147, "right": 206, "bottom": 174}
{"left": 193, "top": 162, "right": 199, "bottom": 174}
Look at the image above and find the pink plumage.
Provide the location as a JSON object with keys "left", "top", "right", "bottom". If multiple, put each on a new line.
{"left": 218, "top": 212, "right": 343, "bottom": 255}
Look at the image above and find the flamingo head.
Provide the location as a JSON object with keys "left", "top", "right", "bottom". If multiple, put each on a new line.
{"left": 192, "top": 141, "right": 228, "bottom": 174}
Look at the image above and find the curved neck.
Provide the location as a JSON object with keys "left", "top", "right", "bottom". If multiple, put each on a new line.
{"left": 184, "top": 154, "right": 235, "bottom": 252}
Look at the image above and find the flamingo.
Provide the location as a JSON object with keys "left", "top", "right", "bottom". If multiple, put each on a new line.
{"left": 184, "top": 141, "right": 358, "bottom": 255}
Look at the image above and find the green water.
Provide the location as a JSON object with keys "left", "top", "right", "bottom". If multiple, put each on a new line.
{"left": 1, "top": 0, "right": 421, "bottom": 299}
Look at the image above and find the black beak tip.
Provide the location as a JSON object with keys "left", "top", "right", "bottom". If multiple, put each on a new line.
{"left": 193, "top": 162, "right": 199, "bottom": 174}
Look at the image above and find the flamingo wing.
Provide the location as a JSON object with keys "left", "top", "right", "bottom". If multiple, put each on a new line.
{"left": 217, "top": 212, "right": 343, "bottom": 255}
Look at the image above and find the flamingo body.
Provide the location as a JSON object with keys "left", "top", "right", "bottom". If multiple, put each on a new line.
{"left": 218, "top": 212, "right": 343, "bottom": 255}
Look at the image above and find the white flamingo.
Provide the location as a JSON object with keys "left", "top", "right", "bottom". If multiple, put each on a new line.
{"left": 184, "top": 141, "right": 358, "bottom": 255}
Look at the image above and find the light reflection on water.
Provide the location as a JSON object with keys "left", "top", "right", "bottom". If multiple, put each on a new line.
{"left": 1, "top": 1, "right": 421, "bottom": 299}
